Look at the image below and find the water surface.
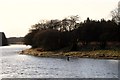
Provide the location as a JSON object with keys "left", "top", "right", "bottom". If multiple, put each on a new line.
{"left": 0, "top": 45, "right": 119, "bottom": 78}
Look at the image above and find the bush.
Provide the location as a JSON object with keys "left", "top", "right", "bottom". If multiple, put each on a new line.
{"left": 33, "top": 29, "right": 61, "bottom": 50}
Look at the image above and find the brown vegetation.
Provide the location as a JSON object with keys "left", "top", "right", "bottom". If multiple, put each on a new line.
{"left": 20, "top": 48, "right": 120, "bottom": 60}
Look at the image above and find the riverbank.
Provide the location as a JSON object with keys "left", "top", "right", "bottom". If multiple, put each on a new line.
{"left": 20, "top": 48, "right": 120, "bottom": 60}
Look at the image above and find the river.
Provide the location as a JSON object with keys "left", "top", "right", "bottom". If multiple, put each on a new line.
{"left": 0, "top": 45, "right": 119, "bottom": 78}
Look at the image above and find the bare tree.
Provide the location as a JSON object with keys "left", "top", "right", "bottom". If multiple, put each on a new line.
{"left": 111, "top": 1, "right": 120, "bottom": 24}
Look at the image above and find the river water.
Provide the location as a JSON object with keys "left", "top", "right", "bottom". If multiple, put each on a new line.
{"left": 0, "top": 45, "right": 119, "bottom": 78}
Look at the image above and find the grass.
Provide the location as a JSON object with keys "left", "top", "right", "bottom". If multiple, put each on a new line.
{"left": 20, "top": 48, "right": 120, "bottom": 60}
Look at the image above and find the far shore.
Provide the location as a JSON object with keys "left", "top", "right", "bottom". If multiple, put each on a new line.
{"left": 20, "top": 48, "right": 120, "bottom": 60}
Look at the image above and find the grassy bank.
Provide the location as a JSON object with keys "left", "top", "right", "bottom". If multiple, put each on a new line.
{"left": 20, "top": 48, "right": 120, "bottom": 60}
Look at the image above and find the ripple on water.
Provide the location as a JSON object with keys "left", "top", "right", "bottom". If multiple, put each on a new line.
{"left": 1, "top": 45, "right": 119, "bottom": 78}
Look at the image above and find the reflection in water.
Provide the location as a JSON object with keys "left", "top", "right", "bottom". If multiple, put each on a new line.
{"left": 0, "top": 45, "right": 119, "bottom": 78}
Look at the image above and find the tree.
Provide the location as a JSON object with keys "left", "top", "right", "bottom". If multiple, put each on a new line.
{"left": 111, "top": 1, "right": 120, "bottom": 24}
{"left": 33, "top": 29, "right": 61, "bottom": 50}
{"left": 24, "top": 29, "right": 39, "bottom": 45}
{"left": 60, "top": 15, "right": 80, "bottom": 32}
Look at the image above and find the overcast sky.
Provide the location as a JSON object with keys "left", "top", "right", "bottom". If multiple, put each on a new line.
{"left": 0, "top": 0, "right": 119, "bottom": 37}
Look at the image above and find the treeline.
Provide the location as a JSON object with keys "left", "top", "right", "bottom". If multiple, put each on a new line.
{"left": 8, "top": 37, "right": 24, "bottom": 44}
{"left": 0, "top": 32, "right": 8, "bottom": 46}
{"left": 24, "top": 17, "right": 120, "bottom": 51}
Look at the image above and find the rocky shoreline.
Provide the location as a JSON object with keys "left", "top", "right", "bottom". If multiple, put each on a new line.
{"left": 20, "top": 48, "right": 120, "bottom": 60}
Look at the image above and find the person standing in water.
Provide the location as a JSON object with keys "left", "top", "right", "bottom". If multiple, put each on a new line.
{"left": 67, "top": 56, "right": 70, "bottom": 61}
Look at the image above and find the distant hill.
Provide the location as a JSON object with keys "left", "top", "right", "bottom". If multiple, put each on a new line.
{"left": 7, "top": 37, "right": 24, "bottom": 44}
{"left": 0, "top": 32, "right": 8, "bottom": 46}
